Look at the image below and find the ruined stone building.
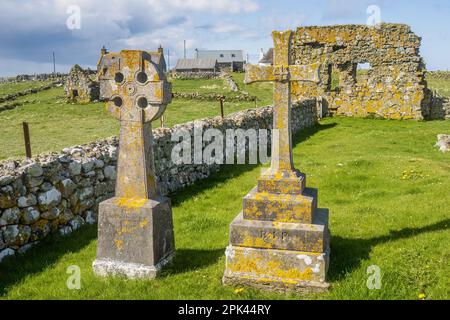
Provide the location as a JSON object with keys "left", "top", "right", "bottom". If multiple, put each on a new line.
{"left": 287, "top": 24, "right": 432, "bottom": 120}
{"left": 65, "top": 64, "right": 99, "bottom": 103}
{"left": 261, "top": 24, "right": 445, "bottom": 120}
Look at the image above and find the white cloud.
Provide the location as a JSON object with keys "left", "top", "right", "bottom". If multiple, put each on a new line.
{"left": 165, "top": 0, "right": 259, "bottom": 13}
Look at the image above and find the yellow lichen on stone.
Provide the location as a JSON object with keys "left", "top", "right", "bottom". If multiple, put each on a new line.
{"left": 115, "top": 197, "right": 147, "bottom": 209}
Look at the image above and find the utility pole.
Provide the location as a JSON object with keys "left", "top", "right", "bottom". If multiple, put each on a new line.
{"left": 184, "top": 40, "right": 186, "bottom": 59}
{"left": 52, "top": 52, "right": 56, "bottom": 74}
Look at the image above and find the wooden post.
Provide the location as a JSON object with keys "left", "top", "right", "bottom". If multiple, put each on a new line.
{"left": 22, "top": 122, "right": 32, "bottom": 158}
{"left": 160, "top": 115, "right": 165, "bottom": 128}
{"left": 220, "top": 98, "right": 224, "bottom": 118}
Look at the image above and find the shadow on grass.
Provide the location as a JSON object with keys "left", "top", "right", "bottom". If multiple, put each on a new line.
{"left": 171, "top": 122, "right": 338, "bottom": 206}
{"left": 0, "top": 225, "right": 98, "bottom": 296}
{"left": 162, "top": 248, "right": 225, "bottom": 276}
{"left": 328, "top": 218, "right": 450, "bottom": 282}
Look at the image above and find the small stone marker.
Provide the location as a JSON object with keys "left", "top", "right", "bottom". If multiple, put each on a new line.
{"left": 93, "top": 50, "right": 175, "bottom": 279}
{"left": 223, "top": 31, "right": 331, "bottom": 292}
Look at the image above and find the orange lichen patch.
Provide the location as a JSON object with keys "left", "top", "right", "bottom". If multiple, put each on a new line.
{"left": 114, "top": 239, "right": 124, "bottom": 251}
{"left": 115, "top": 197, "right": 147, "bottom": 208}
{"left": 139, "top": 218, "right": 149, "bottom": 228}
{"left": 241, "top": 235, "right": 269, "bottom": 249}
{"left": 228, "top": 254, "right": 314, "bottom": 282}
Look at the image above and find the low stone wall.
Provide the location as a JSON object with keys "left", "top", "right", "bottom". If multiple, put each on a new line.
{"left": 170, "top": 72, "right": 220, "bottom": 80}
{"left": 0, "top": 103, "right": 317, "bottom": 262}
{"left": 172, "top": 92, "right": 257, "bottom": 102}
{"left": 0, "top": 81, "right": 62, "bottom": 105}
{"left": 429, "top": 90, "right": 450, "bottom": 120}
{"left": 0, "top": 74, "right": 67, "bottom": 84}
{"left": 427, "top": 71, "right": 450, "bottom": 80}
{"left": 222, "top": 73, "right": 240, "bottom": 92}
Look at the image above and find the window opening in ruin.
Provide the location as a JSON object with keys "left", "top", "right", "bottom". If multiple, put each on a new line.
{"left": 356, "top": 62, "right": 372, "bottom": 84}
{"left": 329, "top": 65, "right": 341, "bottom": 92}
{"left": 72, "top": 89, "right": 78, "bottom": 98}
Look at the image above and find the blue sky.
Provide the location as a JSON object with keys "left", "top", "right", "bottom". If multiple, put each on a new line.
{"left": 0, "top": 0, "right": 449, "bottom": 76}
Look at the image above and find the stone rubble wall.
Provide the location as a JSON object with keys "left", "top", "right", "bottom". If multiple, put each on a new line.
{"left": 429, "top": 90, "right": 450, "bottom": 120}
{"left": 427, "top": 71, "right": 450, "bottom": 80}
{"left": 0, "top": 102, "right": 317, "bottom": 263}
{"left": 221, "top": 72, "right": 240, "bottom": 92}
{"left": 170, "top": 72, "right": 221, "bottom": 80}
{"left": 172, "top": 92, "right": 257, "bottom": 102}
{"left": 291, "top": 23, "right": 431, "bottom": 120}
{"left": 0, "top": 73, "right": 67, "bottom": 84}
{"left": 0, "top": 81, "right": 62, "bottom": 105}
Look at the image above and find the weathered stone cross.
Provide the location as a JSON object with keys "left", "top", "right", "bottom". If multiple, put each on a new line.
{"left": 224, "top": 31, "right": 330, "bottom": 293}
{"left": 245, "top": 31, "right": 320, "bottom": 179}
{"left": 104, "top": 50, "right": 171, "bottom": 201}
{"left": 93, "top": 50, "right": 175, "bottom": 279}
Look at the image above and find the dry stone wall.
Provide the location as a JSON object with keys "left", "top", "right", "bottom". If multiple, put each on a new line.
{"left": 0, "top": 102, "right": 317, "bottom": 262}
{"left": 290, "top": 24, "right": 430, "bottom": 120}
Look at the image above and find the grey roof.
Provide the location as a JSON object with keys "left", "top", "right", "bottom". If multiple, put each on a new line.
{"left": 196, "top": 50, "right": 244, "bottom": 63}
{"left": 175, "top": 58, "right": 217, "bottom": 70}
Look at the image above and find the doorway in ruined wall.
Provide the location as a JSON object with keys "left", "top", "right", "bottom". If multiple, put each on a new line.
{"left": 327, "top": 64, "right": 342, "bottom": 92}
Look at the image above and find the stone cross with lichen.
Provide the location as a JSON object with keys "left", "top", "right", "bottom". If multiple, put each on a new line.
{"left": 245, "top": 31, "right": 320, "bottom": 180}
{"left": 93, "top": 50, "right": 175, "bottom": 280}
{"left": 102, "top": 50, "right": 171, "bottom": 202}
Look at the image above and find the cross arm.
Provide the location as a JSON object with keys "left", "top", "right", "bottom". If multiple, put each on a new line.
{"left": 244, "top": 64, "right": 274, "bottom": 84}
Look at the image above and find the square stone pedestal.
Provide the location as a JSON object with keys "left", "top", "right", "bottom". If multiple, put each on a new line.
{"left": 93, "top": 197, "right": 175, "bottom": 279}
{"left": 223, "top": 172, "right": 330, "bottom": 293}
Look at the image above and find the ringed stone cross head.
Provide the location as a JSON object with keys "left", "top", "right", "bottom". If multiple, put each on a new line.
{"left": 93, "top": 50, "right": 175, "bottom": 280}
{"left": 102, "top": 50, "right": 172, "bottom": 200}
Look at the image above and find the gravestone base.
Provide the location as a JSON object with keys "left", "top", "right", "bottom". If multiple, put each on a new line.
{"left": 223, "top": 245, "right": 330, "bottom": 293}
{"left": 223, "top": 184, "right": 330, "bottom": 293}
{"left": 93, "top": 197, "right": 175, "bottom": 279}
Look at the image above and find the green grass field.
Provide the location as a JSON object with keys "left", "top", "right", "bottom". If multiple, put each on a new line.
{"left": 0, "top": 86, "right": 256, "bottom": 160}
{"left": 170, "top": 77, "right": 231, "bottom": 95}
{"left": 0, "top": 73, "right": 449, "bottom": 300}
{"left": 0, "top": 80, "right": 53, "bottom": 99}
{"left": 0, "top": 117, "right": 448, "bottom": 300}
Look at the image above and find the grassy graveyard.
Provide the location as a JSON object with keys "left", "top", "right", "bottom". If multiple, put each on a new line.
{"left": 0, "top": 116, "right": 449, "bottom": 300}
{"left": 0, "top": 73, "right": 449, "bottom": 300}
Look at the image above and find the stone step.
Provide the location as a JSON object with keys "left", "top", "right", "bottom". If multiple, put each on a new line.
{"left": 243, "top": 187, "right": 318, "bottom": 223}
{"left": 257, "top": 171, "right": 306, "bottom": 195}
{"left": 229, "top": 208, "right": 329, "bottom": 253}
{"left": 223, "top": 245, "right": 330, "bottom": 292}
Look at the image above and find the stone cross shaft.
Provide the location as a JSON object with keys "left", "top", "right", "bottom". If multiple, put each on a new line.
{"left": 103, "top": 50, "right": 171, "bottom": 200}
{"left": 245, "top": 31, "right": 320, "bottom": 176}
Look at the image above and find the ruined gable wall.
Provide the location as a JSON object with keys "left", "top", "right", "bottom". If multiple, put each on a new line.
{"left": 291, "top": 24, "right": 428, "bottom": 120}
{"left": 65, "top": 65, "right": 99, "bottom": 103}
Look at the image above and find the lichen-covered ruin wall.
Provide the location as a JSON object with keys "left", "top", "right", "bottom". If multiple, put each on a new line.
{"left": 290, "top": 24, "right": 430, "bottom": 120}
{"left": 65, "top": 65, "right": 99, "bottom": 103}
{"left": 0, "top": 102, "right": 317, "bottom": 262}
